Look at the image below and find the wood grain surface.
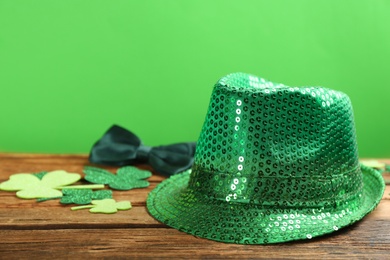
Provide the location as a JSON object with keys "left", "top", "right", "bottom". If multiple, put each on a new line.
{"left": 0, "top": 153, "right": 389, "bottom": 259}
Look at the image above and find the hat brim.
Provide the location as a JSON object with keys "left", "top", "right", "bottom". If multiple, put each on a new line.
{"left": 146, "top": 164, "right": 384, "bottom": 244}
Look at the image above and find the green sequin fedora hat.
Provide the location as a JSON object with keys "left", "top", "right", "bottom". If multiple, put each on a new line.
{"left": 147, "top": 72, "right": 385, "bottom": 244}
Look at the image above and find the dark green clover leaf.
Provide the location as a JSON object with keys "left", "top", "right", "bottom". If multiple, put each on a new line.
{"left": 60, "top": 189, "right": 113, "bottom": 205}
{"left": 83, "top": 166, "right": 151, "bottom": 190}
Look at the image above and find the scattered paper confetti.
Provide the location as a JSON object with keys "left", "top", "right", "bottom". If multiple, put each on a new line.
{"left": 71, "top": 199, "right": 132, "bottom": 214}
{"left": 0, "top": 170, "right": 81, "bottom": 199}
{"left": 84, "top": 166, "right": 151, "bottom": 190}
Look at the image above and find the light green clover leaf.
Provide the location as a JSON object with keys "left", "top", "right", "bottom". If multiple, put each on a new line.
{"left": 71, "top": 199, "right": 132, "bottom": 214}
{"left": 0, "top": 170, "right": 81, "bottom": 199}
{"left": 360, "top": 160, "right": 385, "bottom": 170}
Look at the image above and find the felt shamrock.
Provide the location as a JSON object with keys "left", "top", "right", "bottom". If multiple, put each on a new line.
{"left": 0, "top": 170, "right": 81, "bottom": 199}
{"left": 84, "top": 166, "right": 151, "bottom": 190}
{"left": 61, "top": 189, "right": 113, "bottom": 204}
{"left": 71, "top": 199, "right": 132, "bottom": 214}
{"left": 38, "top": 189, "right": 113, "bottom": 204}
{"left": 360, "top": 160, "right": 386, "bottom": 170}
{"left": 360, "top": 160, "right": 390, "bottom": 184}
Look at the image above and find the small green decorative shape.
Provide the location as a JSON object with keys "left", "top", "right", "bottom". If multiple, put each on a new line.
{"left": 37, "top": 185, "right": 107, "bottom": 202}
{"left": 0, "top": 170, "right": 81, "bottom": 199}
{"left": 71, "top": 199, "right": 132, "bottom": 214}
{"left": 60, "top": 189, "right": 112, "bottom": 204}
{"left": 33, "top": 171, "right": 48, "bottom": 180}
{"left": 61, "top": 184, "right": 105, "bottom": 190}
{"left": 360, "top": 160, "right": 385, "bottom": 170}
{"left": 84, "top": 166, "right": 151, "bottom": 190}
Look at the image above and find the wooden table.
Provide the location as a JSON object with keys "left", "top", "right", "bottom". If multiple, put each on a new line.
{"left": 0, "top": 153, "right": 389, "bottom": 259}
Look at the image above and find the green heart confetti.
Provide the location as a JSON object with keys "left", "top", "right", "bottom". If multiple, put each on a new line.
{"left": 71, "top": 199, "right": 132, "bottom": 214}
{"left": 0, "top": 170, "right": 81, "bottom": 199}
{"left": 84, "top": 166, "right": 151, "bottom": 190}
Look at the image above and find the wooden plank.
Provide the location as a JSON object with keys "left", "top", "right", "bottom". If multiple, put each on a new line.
{"left": 0, "top": 153, "right": 166, "bottom": 229}
{"left": 0, "top": 197, "right": 389, "bottom": 230}
{"left": 0, "top": 153, "right": 389, "bottom": 258}
{"left": 0, "top": 206, "right": 162, "bottom": 229}
{"left": 0, "top": 223, "right": 389, "bottom": 259}
{"left": 0, "top": 197, "right": 390, "bottom": 232}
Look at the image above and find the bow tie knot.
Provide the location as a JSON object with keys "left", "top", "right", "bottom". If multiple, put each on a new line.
{"left": 135, "top": 145, "right": 152, "bottom": 163}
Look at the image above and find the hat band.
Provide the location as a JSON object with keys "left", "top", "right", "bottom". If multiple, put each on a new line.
{"left": 188, "top": 164, "right": 363, "bottom": 208}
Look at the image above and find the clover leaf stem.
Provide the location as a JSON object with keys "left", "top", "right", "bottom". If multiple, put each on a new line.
{"left": 59, "top": 184, "right": 105, "bottom": 190}
{"left": 71, "top": 205, "right": 94, "bottom": 211}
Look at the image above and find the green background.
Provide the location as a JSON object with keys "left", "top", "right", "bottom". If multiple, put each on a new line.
{"left": 0, "top": 1, "right": 389, "bottom": 157}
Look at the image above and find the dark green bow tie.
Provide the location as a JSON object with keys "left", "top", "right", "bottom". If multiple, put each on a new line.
{"left": 89, "top": 125, "right": 196, "bottom": 176}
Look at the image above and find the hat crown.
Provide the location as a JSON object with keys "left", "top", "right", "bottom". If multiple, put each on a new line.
{"left": 189, "top": 72, "right": 362, "bottom": 208}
